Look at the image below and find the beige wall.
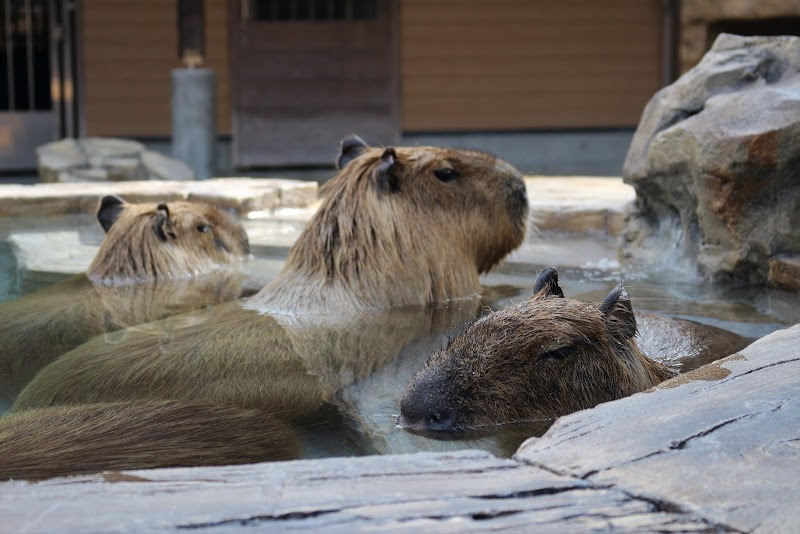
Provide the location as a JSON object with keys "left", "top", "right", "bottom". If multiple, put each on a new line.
{"left": 400, "top": 0, "right": 664, "bottom": 131}
{"left": 81, "top": 0, "right": 231, "bottom": 136}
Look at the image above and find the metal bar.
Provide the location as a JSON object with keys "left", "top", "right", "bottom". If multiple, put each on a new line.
{"left": 47, "top": 0, "right": 61, "bottom": 136}
{"left": 24, "top": 0, "right": 34, "bottom": 109}
{"left": 4, "top": 0, "right": 14, "bottom": 110}
{"left": 61, "top": 0, "right": 73, "bottom": 136}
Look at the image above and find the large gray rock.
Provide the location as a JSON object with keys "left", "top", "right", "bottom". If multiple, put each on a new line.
{"left": 35, "top": 137, "right": 195, "bottom": 182}
{"left": 622, "top": 34, "right": 800, "bottom": 289}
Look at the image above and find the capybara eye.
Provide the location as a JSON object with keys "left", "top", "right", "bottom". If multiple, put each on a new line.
{"left": 434, "top": 168, "right": 459, "bottom": 183}
{"left": 541, "top": 347, "right": 575, "bottom": 360}
{"left": 197, "top": 224, "right": 212, "bottom": 233}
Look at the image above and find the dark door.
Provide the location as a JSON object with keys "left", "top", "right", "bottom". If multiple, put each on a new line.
{"left": 230, "top": 0, "right": 399, "bottom": 167}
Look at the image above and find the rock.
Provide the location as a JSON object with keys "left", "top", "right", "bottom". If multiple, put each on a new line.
{"left": 0, "top": 450, "right": 726, "bottom": 532}
{"left": 516, "top": 323, "right": 800, "bottom": 533}
{"left": 141, "top": 150, "right": 194, "bottom": 181}
{"left": 769, "top": 253, "right": 800, "bottom": 292}
{"left": 35, "top": 138, "right": 85, "bottom": 183}
{"left": 622, "top": 34, "right": 800, "bottom": 286}
{"left": 35, "top": 137, "right": 195, "bottom": 183}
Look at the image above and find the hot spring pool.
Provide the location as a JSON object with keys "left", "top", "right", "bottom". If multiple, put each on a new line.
{"left": 0, "top": 212, "right": 797, "bottom": 461}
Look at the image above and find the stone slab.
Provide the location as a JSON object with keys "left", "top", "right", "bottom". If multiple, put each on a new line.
{"left": 516, "top": 323, "right": 800, "bottom": 534}
{"left": 769, "top": 253, "right": 800, "bottom": 292}
{"left": 0, "top": 178, "right": 319, "bottom": 218}
{"left": 524, "top": 176, "right": 634, "bottom": 236}
{"left": 0, "top": 450, "right": 721, "bottom": 533}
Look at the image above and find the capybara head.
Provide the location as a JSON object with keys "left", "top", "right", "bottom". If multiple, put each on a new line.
{"left": 398, "top": 268, "right": 675, "bottom": 436}
{"left": 87, "top": 195, "right": 250, "bottom": 284}
{"left": 271, "top": 135, "right": 528, "bottom": 309}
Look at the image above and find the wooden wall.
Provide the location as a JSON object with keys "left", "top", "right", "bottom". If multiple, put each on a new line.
{"left": 80, "top": 0, "right": 231, "bottom": 137}
{"left": 80, "top": 0, "right": 661, "bottom": 137}
{"left": 400, "top": 0, "right": 664, "bottom": 131}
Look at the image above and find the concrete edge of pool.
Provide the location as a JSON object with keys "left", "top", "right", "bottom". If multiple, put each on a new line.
{"left": 1, "top": 323, "right": 797, "bottom": 533}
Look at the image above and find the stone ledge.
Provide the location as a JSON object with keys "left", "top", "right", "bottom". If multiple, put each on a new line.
{"left": 0, "top": 178, "right": 319, "bottom": 217}
{"left": 525, "top": 176, "right": 634, "bottom": 236}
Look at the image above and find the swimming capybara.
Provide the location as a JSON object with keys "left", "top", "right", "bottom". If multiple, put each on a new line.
{"left": 0, "top": 196, "right": 250, "bottom": 402}
{"left": 399, "top": 267, "right": 748, "bottom": 436}
{"left": 4, "top": 135, "right": 528, "bottom": 478}
{"left": 0, "top": 400, "right": 299, "bottom": 480}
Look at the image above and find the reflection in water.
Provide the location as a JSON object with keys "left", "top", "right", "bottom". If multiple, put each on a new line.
{"left": 2, "top": 245, "right": 798, "bottom": 463}
{"left": 0, "top": 272, "right": 247, "bottom": 404}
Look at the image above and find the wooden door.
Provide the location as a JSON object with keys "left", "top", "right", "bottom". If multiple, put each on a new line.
{"left": 230, "top": 0, "right": 399, "bottom": 167}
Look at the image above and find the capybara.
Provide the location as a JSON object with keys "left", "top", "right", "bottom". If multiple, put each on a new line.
{"left": 399, "top": 267, "right": 748, "bottom": 436}
{"left": 0, "top": 196, "right": 250, "bottom": 401}
{"left": 4, "top": 135, "right": 528, "bottom": 478}
{"left": 0, "top": 400, "right": 299, "bottom": 480}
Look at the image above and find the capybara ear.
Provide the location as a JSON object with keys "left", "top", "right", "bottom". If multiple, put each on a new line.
{"left": 97, "top": 195, "right": 127, "bottom": 233}
{"left": 599, "top": 283, "right": 637, "bottom": 341}
{"left": 337, "top": 134, "right": 369, "bottom": 169}
{"left": 531, "top": 267, "right": 565, "bottom": 299}
{"left": 152, "top": 202, "right": 176, "bottom": 242}
{"left": 374, "top": 147, "right": 400, "bottom": 192}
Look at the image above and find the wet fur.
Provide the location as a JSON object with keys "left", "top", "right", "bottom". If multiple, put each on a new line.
{"left": 6, "top": 138, "right": 528, "bottom": 478}
{"left": 400, "top": 270, "right": 678, "bottom": 433}
{"left": 0, "top": 198, "right": 249, "bottom": 401}
{"left": 0, "top": 400, "right": 299, "bottom": 480}
{"left": 87, "top": 198, "right": 250, "bottom": 284}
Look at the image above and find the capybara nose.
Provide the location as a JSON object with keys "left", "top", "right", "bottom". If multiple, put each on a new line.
{"left": 398, "top": 398, "right": 456, "bottom": 433}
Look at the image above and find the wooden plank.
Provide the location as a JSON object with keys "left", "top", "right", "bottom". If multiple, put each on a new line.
{"left": 400, "top": 0, "right": 663, "bottom": 130}
{"left": 205, "top": 0, "right": 231, "bottom": 134}
{"left": 81, "top": 0, "right": 177, "bottom": 136}
{"left": 231, "top": 0, "right": 399, "bottom": 166}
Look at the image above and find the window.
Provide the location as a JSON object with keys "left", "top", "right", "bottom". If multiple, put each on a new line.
{"left": 252, "top": 0, "right": 377, "bottom": 21}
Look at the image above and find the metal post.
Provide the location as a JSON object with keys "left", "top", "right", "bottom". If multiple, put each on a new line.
{"left": 4, "top": 0, "right": 14, "bottom": 110}
{"left": 24, "top": 0, "right": 34, "bottom": 108}
{"left": 171, "top": 68, "right": 216, "bottom": 179}
{"left": 47, "top": 0, "right": 60, "bottom": 136}
{"left": 61, "top": 0, "right": 74, "bottom": 136}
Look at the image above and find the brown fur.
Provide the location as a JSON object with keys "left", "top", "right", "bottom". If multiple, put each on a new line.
{"left": 0, "top": 197, "right": 249, "bottom": 401}
{"left": 0, "top": 400, "right": 299, "bottom": 480}
{"left": 399, "top": 268, "right": 676, "bottom": 435}
{"left": 5, "top": 137, "right": 528, "bottom": 478}
{"left": 87, "top": 197, "right": 250, "bottom": 284}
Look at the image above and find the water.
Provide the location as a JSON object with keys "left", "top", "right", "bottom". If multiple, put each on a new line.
{"left": 1, "top": 213, "right": 798, "bottom": 462}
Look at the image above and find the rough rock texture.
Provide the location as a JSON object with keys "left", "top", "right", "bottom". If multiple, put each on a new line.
{"left": 517, "top": 323, "right": 800, "bottom": 533}
{"left": 36, "top": 138, "right": 194, "bottom": 182}
{"left": 1, "top": 323, "right": 796, "bottom": 533}
{"left": 622, "top": 34, "right": 800, "bottom": 290}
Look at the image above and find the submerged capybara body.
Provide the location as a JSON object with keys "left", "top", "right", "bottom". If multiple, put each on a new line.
{"left": 0, "top": 196, "right": 250, "bottom": 401}
{"left": 0, "top": 400, "right": 299, "bottom": 480}
{"left": 5, "top": 135, "right": 528, "bottom": 478}
{"left": 399, "top": 267, "right": 748, "bottom": 435}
